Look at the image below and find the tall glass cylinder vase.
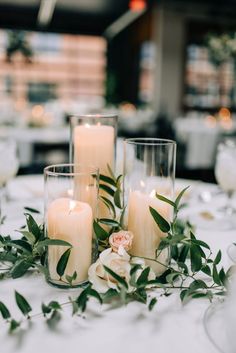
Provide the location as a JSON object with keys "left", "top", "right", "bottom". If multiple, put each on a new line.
{"left": 70, "top": 114, "right": 117, "bottom": 176}
{"left": 44, "top": 164, "right": 99, "bottom": 288}
{"left": 124, "top": 138, "right": 176, "bottom": 276}
{"left": 70, "top": 114, "right": 117, "bottom": 219}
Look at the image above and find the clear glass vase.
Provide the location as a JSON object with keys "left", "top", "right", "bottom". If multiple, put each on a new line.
{"left": 69, "top": 114, "right": 117, "bottom": 176}
{"left": 44, "top": 163, "right": 99, "bottom": 288}
{"left": 124, "top": 138, "right": 176, "bottom": 276}
{"left": 69, "top": 113, "right": 117, "bottom": 220}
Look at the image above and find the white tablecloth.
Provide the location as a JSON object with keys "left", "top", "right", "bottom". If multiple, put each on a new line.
{"left": 1, "top": 176, "right": 235, "bottom": 353}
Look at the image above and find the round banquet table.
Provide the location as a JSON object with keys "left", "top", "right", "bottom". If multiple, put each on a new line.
{"left": 0, "top": 175, "right": 236, "bottom": 353}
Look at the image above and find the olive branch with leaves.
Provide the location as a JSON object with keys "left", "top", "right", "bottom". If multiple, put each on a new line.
{"left": 0, "top": 171, "right": 232, "bottom": 333}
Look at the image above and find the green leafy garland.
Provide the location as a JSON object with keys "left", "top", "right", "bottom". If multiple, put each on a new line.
{"left": 0, "top": 173, "right": 232, "bottom": 333}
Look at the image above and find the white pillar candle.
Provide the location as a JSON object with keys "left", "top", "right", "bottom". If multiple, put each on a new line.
{"left": 47, "top": 197, "right": 93, "bottom": 285}
{"left": 74, "top": 124, "right": 115, "bottom": 175}
{"left": 128, "top": 190, "right": 171, "bottom": 276}
{"left": 73, "top": 124, "right": 115, "bottom": 218}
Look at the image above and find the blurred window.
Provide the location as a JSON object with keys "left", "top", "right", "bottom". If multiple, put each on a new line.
{"left": 184, "top": 43, "right": 235, "bottom": 110}
{"left": 0, "top": 29, "right": 106, "bottom": 104}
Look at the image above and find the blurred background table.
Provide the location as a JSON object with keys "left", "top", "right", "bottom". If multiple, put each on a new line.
{"left": 0, "top": 125, "right": 69, "bottom": 171}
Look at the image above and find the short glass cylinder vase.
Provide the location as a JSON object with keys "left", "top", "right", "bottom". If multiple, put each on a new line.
{"left": 44, "top": 164, "right": 99, "bottom": 288}
{"left": 124, "top": 138, "right": 176, "bottom": 276}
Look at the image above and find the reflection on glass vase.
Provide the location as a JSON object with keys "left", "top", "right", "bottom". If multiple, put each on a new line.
{"left": 44, "top": 164, "right": 99, "bottom": 288}
{"left": 124, "top": 138, "right": 176, "bottom": 277}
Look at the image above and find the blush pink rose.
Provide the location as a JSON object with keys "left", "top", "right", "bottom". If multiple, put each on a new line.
{"left": 109, "top": 230, "right": 134, "bottom": 253}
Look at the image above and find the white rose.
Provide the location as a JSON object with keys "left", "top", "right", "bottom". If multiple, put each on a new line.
{"left": 88, "top": 248, "right": 132, "bottom": 293}
{"left": 88, "top": 248, "right": 157, "bottom": 294}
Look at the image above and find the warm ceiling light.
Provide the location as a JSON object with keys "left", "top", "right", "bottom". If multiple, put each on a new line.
{"left": 37, "top": 0, "right": 57, "bottom": 27}
{"left": 219, "top": 107, "right": 231, "bottom": 120}
{"left": 129, "top": 0, "right": 147, "bottom": 11}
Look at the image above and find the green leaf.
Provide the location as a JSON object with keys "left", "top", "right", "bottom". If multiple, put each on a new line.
{"left": 178, "top": 245, "right": 189, "bottom": 263}
{"left": 24, "top": 206, "right": 40, "bottom": 214}
{"left": 17, "top": 230, "right": 36, "bottom": 245}
{"left": 177, "top": 262, "right": 189, "bottom": 274}
{"left": 180, "top": 289, "right": 189, "bottom": 302}
{"left": 133, "top": 289, "right": 147, "bottom": 303}
{"left": 46, "top": 309, "right": 61, "bottom": 328}
{"left": 166, "top": 272, "right": 179, "bottom": 284}
{"left": 114, "top": 188, "right": 122, "bottom": 209}
{"left": 175, "top": 186, "right": 190, "bottom": 208}
{"left": 190, "top": 239, "right": 210, "bottom": 250}
{"left": 56, "top": 248, "right": 71, "bottom": 277}
{"left": 148, "top": 297, "right": 157, "bottom": 311}
{"left": 100, "top": 196, "right": 116, "bottom": 218}
{"left": 15, "top": 291, "right": 32, "bottom": 317}
{"left": 41, "top": 303, "right": 52, "bottom": 316}
{"left": 214, "top": 250, "right": 222, "bottom": 265}
{"left": 136, "top": 267, "right": 150, "bottom": 287}
{"left": 0, "top": 252, "right": 17, "bottom": 263}
{"left": 76, "top": 289, "right": 89, "bottom": 312}
{"left": 48, "top": 301, "right": 61, "bottom": 310}
{"left": 69, "top": 298, "right": 79, "bottom": 316}
{"left": 66, "top": 271, "right": 77, "bottom": 285}
{"left": 11, "top": 239, "right": 32, "bottom": 253}
{"left": 36, "top": 239, "right": 72, "bottom": 250}
{"left": 216, "top": 290, "right": 227, "bottom": 296}
{"left": 102, "top": 288, "right": 119, "bottom": 302}
{"left": 119, "top": 206, "right": 126, "bottom": 228}
{"left": 149, "top": 207, "right": 170, "bottom": 233}
{"left": 99, "top": 174, "right": 116, "bottom": 186}
{"left": 10, "top": 259, "right": 33, "bottom": 279}
{"left": 25, "top": 213, "right": 42, "bottom": 240}
{"left": 9, "top": 319, "right": 20, "bottom": 332}
{"left": 99, "top": 218, "right": 120, "bottom": 227}
{"left": 191, "top": 292, "right": 209, "bottom": 299}
{"left": 189, "top": 279, "right": 207, "bottom": 291}
{"left": 130, "top": 264, "right": 142, "bottom": 276}
{"left": 99, "top": 184, "right": 115, "bottom": 197}
{"left": 93, "top": 221, "right": 109, "bottom": 240}
{"left": 103, "top": 265, "right": 128, "bottom": 290}
{"left": 0, "top": 215, "right": 6, "bottom": 225}
{"left": 0, "top": 301, "right": 11, "bottom": 319}
{"left": 190, "top": 244, "right": 202, "bottom": 272}
{"left": 197, "top": 245, "right": 206, "bottom": 259}
{"left": 171, "top": 245, "right": 179, "bottom": 261}
{"left": 156, "top": 194, "right": 176, "bottom": 208}
{"left": 219, "top": 268, "right": 227, "bottom": 285}
{"left": 201, "top": 265, "right": 211, "bottom": 277}
{"left": 116, "top": 174, "right": 123, "bottom": 186}
{"left": 87, "top": 288, "right": 102, "bottom": 304}
{"left": 213, "top": 264, "right": 222, "bottom": 285}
